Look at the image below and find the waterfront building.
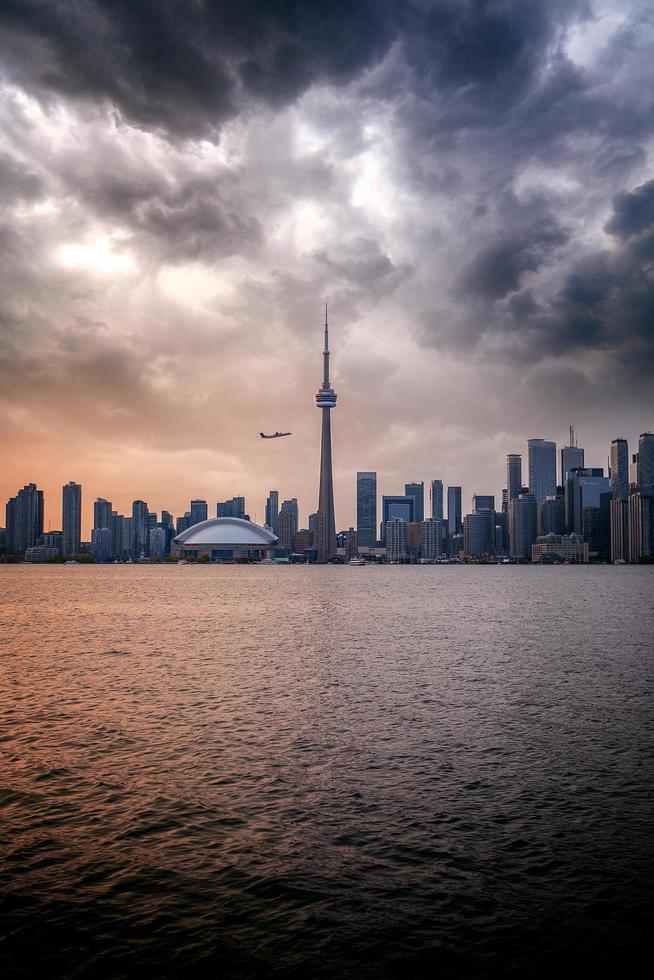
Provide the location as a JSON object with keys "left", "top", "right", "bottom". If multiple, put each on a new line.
{"left": 464, "top": 509, "right": 495, "bottom": 558}
{"left": 25, "top": 545, "right": 60, "bottom": 562}
{"left": 122, "top": 517, "right": 133, "bottom": 557}
{"left": 638, "top": 433, "right": 654, "bottom": 488}
{"left": 430, "top": 480, "right": 443, "bottom": 521}
{"left": 381, "top": 496, "right": 415, "bottom": 542}
{"left": 628, "top": 490, "right": 654, "bottom": 562}
{"left": 447, "top": 486, "right": 462, "bottom": 537}
{"left": 356, "top": 472, "right": 377, "bottom": 548}
{"left": 280, "top": 498, "right": 299, "bottom": 538}
{"left": 528, "top": 439, "right": 557, "bottom": 505}
{"left": 91, "top": 527, "right": 112, "bottom": 562}
{"left": 405, "top": 482, "right": 424, "bottom": 523}
{"left": 344, "top": 528, "right": 358, "bottom": 560}
{"left": 506, "top": 455, "right": 522, "bottom": 504}
{"left": 421, "top": 518, "right": 444, "bottom": 560}
{"left": 539, "top": 495, "right": 565, "bottom": 536}
{"left": 265, "top": 491, "right": 279, "bottom": 534}
{"left": 509, "top": 493, "right": 537, "bottom": 559}
{"left": 295, "top": 528, "right": 313, "bottom": 553}
{"left": 111, "top": 512, "right": 124, "bottom": 558}
{"left": 407, "top": 521, "right": 422, "bottom": 557}
{"left": 173, "top": 517, "right": 277, "bottom": 561}
{"left": 610, "top": 438, "right": 629, "bottom": 500}
{"left": 62, "top": 481, "right": 82, "bottom": 557}
{"left": 5, "top": 483, "right": 44, "bottom": 557}
{"left": 93, "top": 498, "right": 112, "bottom": 532}
{"left": 385, "top": 519, "right": 408, "bottom": 562}
{"left": 190, "top": 500, "right": 208, "bottom": 526}
{"left": 217, "top": 497, "right": 245, "bottom": 519}
{"left": 39, "top": 531, "right": 63, "bottom": 553}
{"left": 560, "top": 427, "right": 584, "bottom": 484}
{"left": 131, "top": 500, "right": 149, "bottom": 558}
{"left": 565, "top": 469, "right": 610, "bottom": 536}
{"left": 473, "top": 494, "right": 495, "bottom": 512}
{"left": 532, "top": 534, "right": 588, "bottom": 563}
{"left": 610, "top": 497, "right": 630, "bottom": 562}
{"left": 277, "top": 509, "right": 295, "bottom": 553}
{"left": 315, "top": 306, "right": 338, "bottom": 562}
{"left": 149, "top": 526, "right": 167, "bottom": 560}
{"left": 582, "top": 500, "right": 611, "bottom": 558}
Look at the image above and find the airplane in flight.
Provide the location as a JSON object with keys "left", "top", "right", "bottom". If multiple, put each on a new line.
{"left": 260, "top": 431, "right": 292, "bottom": 439}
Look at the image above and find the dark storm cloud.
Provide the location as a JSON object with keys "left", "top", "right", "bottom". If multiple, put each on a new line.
{"left": 0, "top": 0, "right": 396, "bottom": 138}
{"left": 0, "top": 152, "right": 42, "bottom": 202}
{"left": 605, "top": 180, "right": 654, "bottom": 240}
{"left": 456, "top": 194, "right": 569, "bottom": 301}
{"left": 481, "top": 187, "right": 654, "bottom": 371}
{"left": 0, "top": 1, "right": 589, "bottom": 140}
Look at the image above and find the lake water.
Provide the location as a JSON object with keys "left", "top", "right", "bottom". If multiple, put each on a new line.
{"left": 1, "top": 564, "right": 653, "bottom": 978}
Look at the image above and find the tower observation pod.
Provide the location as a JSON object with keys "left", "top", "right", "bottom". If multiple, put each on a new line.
{"left": 315, "top": 305, "right": 337, "bottom": 562}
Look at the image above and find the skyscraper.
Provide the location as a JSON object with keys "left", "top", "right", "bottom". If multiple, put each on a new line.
{"left": 405, "top": 482, "right": 424, "bottom": 523}
{"left": 560, "top": 426, "right": 584, "bottom": 484}
{"left": 93, "top": 498, "right": 112, "bottom": 531}
{"left": 447, "top": 486, "right": 462, "bottom": 537}
{"left": 528, "top": 439, "right": 557, "bottom": 505}
{"left": 265, "top": 491, "right": 279, "bottom": 533}
{"left": 610, "top": 438, "right": 629, "bottom": 499}
{"left": 421, "top": 518, "right": 444, "bottom": 560}
{"left": 381, "top": 495, "right": 415, "bottom": 541}
{"left": 430, "top": 480, "right": 443, "bottom": 521}
{"left": 131, "top": 500, "right": 149, "bottom": 558}
{"left": 280, "top": 498, "right": 299, "bottom": 540}
{"left": 217, "top": 497, "right": 245, "bottom": 519}
{"left": 62, "top": 481, "right": 81, "bottom": 557}
{"left": 638, "top": 433, "right": 654, "bottom": 488}
{"left": 385, "top": 518, "right": 408, "bottom": 562}
{"left": 356, "top": 472, "right": 377, "bottom": 548}
{"left": 506, "top": 454, "right": 522, "bottom": 504}
{"left": 509, "top": 493, "right": 537, "bottom": 559}
{"left": 315, "top": 306, "right": 337, "bottom": 562}
{"left": 5, "top": 483, "right": 44, "bottom": 557}
{"left": 473, "top": 494, "right": 495, "bottom": 512}
{"left": 190, "top": 499, "right": 208, "bottom": 526}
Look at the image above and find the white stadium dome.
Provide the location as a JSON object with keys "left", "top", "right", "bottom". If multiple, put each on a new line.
{"left": 174, "top": 517, "right": 277, "bottom": 547}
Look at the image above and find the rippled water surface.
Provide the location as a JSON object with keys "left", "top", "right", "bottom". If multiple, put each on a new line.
{"left": 1, "top": 564, "right": 653, "bottom": 978}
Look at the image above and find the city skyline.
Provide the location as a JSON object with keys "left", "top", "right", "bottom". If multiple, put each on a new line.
{"left": 1, "top": 3, "right": 653, "bottom": 537}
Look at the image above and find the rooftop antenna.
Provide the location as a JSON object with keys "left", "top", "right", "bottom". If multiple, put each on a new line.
{"left": 569, "top": 424, "right": 575, "bottom": 447}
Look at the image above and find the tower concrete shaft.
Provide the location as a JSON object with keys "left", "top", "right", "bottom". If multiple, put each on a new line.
{"left": 315, "top": 306, "right": 337, "bottom": 562}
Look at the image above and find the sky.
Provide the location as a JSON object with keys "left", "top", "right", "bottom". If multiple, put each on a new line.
{"left": 1, "top": 0, "right": 653, "bottom": 535}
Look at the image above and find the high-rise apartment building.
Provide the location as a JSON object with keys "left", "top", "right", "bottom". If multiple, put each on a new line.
{"left": 464, "top": 509, "right": 495, "bottom": 558}
{"left": 91, "top": 527, "right": 112, "bottom": 562}
{"left": 447, "top": 486, "right": 462, "bottom": 537}
{"left": 421, "top": 518, "right": 444, "bottom": 560}
{"left": 277, "top": 509, "right": 296, "bottom": 553}
{"left": 528, "top": 439, "right": 557, "bottom": 505}
{"left": 430, "top": 480, "right": 443, "bottom": 521}
{"left": 190, "top": 499, "right": 208, "bottom": 526}
{"left": 93, "top": 498, "right": 112, "bottom": 531}
{"left": 610, "top": 438, "right": 629, "bottom": 499}
{"left": 5, "top": 483, "right": 44, "bottom": 557}
{"left": 628, "top": 489, "right": 654, "bottom": 561}
{"left": 131, "top": 500, "right": 149, "bottom": 558}
{"left": 62, "top": 481, "right": 82, "bottom": 557}
{"left": 385, "top": 518, "right": 408, "bottom": 562}
{"left": 280, "top": 499, "right": 299, "bottom": 541}
{"left": 509, "top": 493, "right": 537, "bottom": 558}
{"left": 381, "top": 495, "right": 415, "bottom": 541}
{"left": 356, "top": 472, "right": 377, "bottom": 548}
{"left": 265, "top": 491, "right": 279, "bottom": 534}
{"left": 405, "top": 482, "right": 424, "bottom": 523}
{"left": 217, "top": 497, "right": 245, "bottom": 519}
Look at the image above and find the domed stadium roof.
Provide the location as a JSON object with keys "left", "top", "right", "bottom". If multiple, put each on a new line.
{"left": 174, "top": 517, "right": 277, "bottom": 547}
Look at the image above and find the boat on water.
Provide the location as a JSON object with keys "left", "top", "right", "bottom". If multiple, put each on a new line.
{"left": 348, "top": 557, "right": 366, "bottom": 566}
{"left": 63, "top": 560, "right": 79, "bottom": 565}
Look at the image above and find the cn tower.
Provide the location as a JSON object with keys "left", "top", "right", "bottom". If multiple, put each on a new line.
{"left": 315, "top": 305, "right": 337, "bottom": 561}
